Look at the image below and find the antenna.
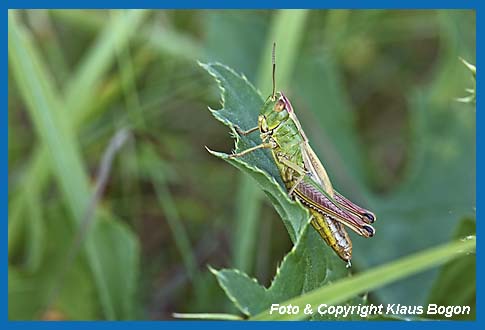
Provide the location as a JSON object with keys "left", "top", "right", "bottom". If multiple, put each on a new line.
{"left": 271, "top": 42, "right": 276, "bottom": 100}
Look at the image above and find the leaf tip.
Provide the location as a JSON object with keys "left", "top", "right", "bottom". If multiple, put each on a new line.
{"left": 459, "top": 57, "right": 476, "bottom": 74}
{"left": 197, "top": 60, "right": 209, "bottom": 70}
{"left": 207, "top": 264, "right": 219, "bottom": 276}
{"left": 205, "top": 146, "right": 232, "bottom": 160}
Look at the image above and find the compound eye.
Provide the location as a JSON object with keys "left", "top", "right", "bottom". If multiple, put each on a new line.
{"left": 274, "top": 100, "right": 285, "bottom": 112}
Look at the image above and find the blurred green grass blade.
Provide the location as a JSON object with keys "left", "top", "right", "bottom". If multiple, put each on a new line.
{"left": 9, "top": 11, "right": 92, "bottom": 217}
{"left": 145, "top": 23, "right": 205, "bottom": 60}
{"left": 232, "top": 178, "right": 262, "bottom": 271}
{"left": 251, "top": 236, "right": 476, "bottom": 320}
{"left": 8, "top": 49, "right": 153, "bottom": 257}
{"left": 24, "top": 192, "right": 45, "bottom": 272}
{"left": 8, "top": 147, "right": 46, "bottom": 255}
{"left": 8, "top": 10, "right": 150, "bottom": 257}
{"left": 50, "top": 9, "right": 105, "bottom": 31}
{"left": 51, "top": 10, "right": 204, "bottom": 61}
{"left": 173, "top": 313, "right": 243, "bottom": 320}
{"left": 140, "top": 144, "right": 199, "bottom": 283}
{"left": 112, "top": 11, "right": 144, "bottom": 128}
{"left": 257, "top": 9, "right": 309, "bottom": 94}
{"left": 64, "top": 9, "right": 149, "bottom": 116}
{"left": 232, "top": 9, "right": 309, "bottom": 274}
{"left": 26, "top": 10, "right": 71, "bottom": 85}
{"left": 89, "top": 48, "right": 155, "bottom": 120}
{"left": 88, "top": 218, "right": 140, "bottom": 320}
{"left": 9, "top": 11, "right": 139, "bottom": 320}
{"left": 323, "top": 10, "right": 350, "bottom": 50}
{"left": 153, "top": 176, "right": 198, "bottom": 280}
{"left": 112, "top": 13, "right": 145, "bottom": 222}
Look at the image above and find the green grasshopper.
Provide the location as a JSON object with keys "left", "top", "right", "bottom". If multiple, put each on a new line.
{"left": 229, "top": 43, "right": 376, "bottom": 266}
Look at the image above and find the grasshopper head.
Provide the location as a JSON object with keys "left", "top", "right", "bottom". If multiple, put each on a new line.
{"left": 258, "top": 92, "right": 291, "bottom": 132}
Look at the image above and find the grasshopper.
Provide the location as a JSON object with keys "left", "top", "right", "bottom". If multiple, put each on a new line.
{"left": 229, "top": 43, "right": 376, "bottom": 266}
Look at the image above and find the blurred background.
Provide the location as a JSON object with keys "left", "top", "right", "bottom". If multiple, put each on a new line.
{"left": 8, "top": 9, "right": 475, "bottom": 320}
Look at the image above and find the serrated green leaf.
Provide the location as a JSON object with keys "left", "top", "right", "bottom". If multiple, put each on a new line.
{"left": 202, "top": 62, "right": 355, "bottom": 319}
{"left": 208, "top": 266, "right": 267, "bottom": 316}
{"left": 211, "top": 227, "right": 352, "bottom": 319}
{"left": 201, "top": 62, "right": 308, "bottom": 243}
{"left": 457, "top": 58, "right": 476, "bottom": 104}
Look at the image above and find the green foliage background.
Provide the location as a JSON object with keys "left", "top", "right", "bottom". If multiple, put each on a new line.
{"left": 8, "top": 9, "right": 475, "bottom": 320}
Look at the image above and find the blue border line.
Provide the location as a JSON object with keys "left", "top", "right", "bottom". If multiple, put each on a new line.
{"left": 4, "top": 3, "right": 9, "bottom": 325}
{"left": 475, "top": 5, "right": 480, "bottom": 326}
{"left": 3, "top": 321, "right": 482, "bottom": 328}
{"left": 3, "top": 1, "right": 480, "bottom": 9}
